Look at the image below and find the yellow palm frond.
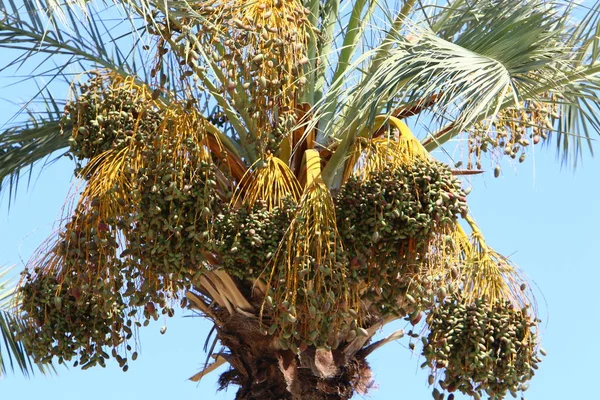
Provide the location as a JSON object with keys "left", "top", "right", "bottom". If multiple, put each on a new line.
{"left": 261, "top": 150, "right": 358, "bottom": 347}
{"left": 345, "top": 116, "right": 431, "bottom": 182}
{"left": 232, "top": 154, "right": 302, "bottom": 210}
{"left": 459, "top": 216, "right": 533, "bottom": 310}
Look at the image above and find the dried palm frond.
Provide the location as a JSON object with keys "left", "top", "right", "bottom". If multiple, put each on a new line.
{"left": 457, "top": 217, "right": 534, "bottom": 310}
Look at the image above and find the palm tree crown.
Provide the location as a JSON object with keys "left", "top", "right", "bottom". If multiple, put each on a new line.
{"left": 1, "top": 0, "right": 598, "bottom": 398}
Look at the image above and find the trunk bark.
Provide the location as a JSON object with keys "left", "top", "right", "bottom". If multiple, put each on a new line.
{"left": 187, "top": 273, "right": 389, "bottom": 400}
{"left": 214, "top": 314, "right": 374, "bottom": 400}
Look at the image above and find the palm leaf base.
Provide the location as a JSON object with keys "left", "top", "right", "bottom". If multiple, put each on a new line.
{"left": 217, "top": 319, "right": 372, "bottom": 400}
{"left": 187, "top": 272, "right": 376, "bottom": 400}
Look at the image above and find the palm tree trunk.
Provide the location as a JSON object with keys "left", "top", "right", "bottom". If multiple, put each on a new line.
{"left": 187, "top": 273, "right": 376, "bottom": 400}
{"left": 216, "top": 314, "right": 373, "bottom": 400}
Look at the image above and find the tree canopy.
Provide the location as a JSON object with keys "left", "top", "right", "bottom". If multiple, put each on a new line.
{"left": 1, "top": 1, "right": 599, "bottom": 399}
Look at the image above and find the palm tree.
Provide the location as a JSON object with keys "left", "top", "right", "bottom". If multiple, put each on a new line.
{"left": 1, "top": 0, "right": 598, "bottom": 398}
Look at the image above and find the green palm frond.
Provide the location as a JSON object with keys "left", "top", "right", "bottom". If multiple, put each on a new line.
{"left": 549, "top": 78, "right": 600, "bottom": 165}
{"left": 0, "top": 0, "right": 164, "bottom": 135}
{"left": 422, "top": 1, "right": 600, "bottom": 160}
{"left": 0, "top": 0, "right": 147, "bottom": 201}
{"left": 316, "top": 0, "right": 381, "bottom": 131}
{"left": 0, "top": 0, "right": 150, "bottom": 78}
{"left": 0, "top": 0, "right": 255, "bottom": 200}
{"left": 0, "top": 93, "right": 69, "bottom": 204}
{"left": 420, "top": 0, "right": 600, "bottom": 162}
{"left": 0, "top": 0, "right": 149, "bottom": 200}
{"left": 316, "top": 0, "right": 600, "bottom": 179}
{"left": 354, "top": 0, "right": 563, "bottom": 134}
{"left": 0, "top": 311, "right": 29, "bottom": 376}
{"left": 0, "top": 267, "right": 15, "bottom": 310}
{"left": 318, "top": 0, "right": 566, "bottom": 182}
{"left": 564, "top": 0, "right": 600, "bottom": 64}
{"left": 312, "top": 0, "right": 340, "bottom": 103}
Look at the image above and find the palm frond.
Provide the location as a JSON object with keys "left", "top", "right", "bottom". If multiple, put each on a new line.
{"left": 0, "top": 1, "right": 155, "bottom": 201}
{"left": 0, "top": 103, "right": 69, "bottom": 204}
{"left": 315, "top": 0, "right": 600, "bottom": 188}
{"left": 36, "top": 0, "right": 154, "bottom": 25}
{"left": 422, "top": 1, "right": 600, "bottom": 163}
{"left": 312, "top": 0, "right": 340, "bottom": 103}
{"left": 359, "top": 0, "right": 563, "bottom": 135}
{"left": 549, "top": 78, "right": 600, "bottom": 166}
{"left": 317, "top": 0, "right": 564, "bottom": 183}
{"left": 0, "top": 266, "right": 15, "bottom": 310}
{"left": 316, "top": 0, "right": 380, "bottom": 132}
{"left": 415, "top": 1, "right": 600, "bottom": 163}
{"left": 565, "top": 0, "right": 600, "bottom": 65}
{"left": 314, "top": 0, "right": 600, "bottom": 173}
{"left": 364, "top": 0, "right": 417, "bottom": 76}
{"left": 0, "top": 0, "right": 150, "bottom": 78}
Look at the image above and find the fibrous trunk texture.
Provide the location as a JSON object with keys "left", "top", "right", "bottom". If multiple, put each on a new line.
{"left": 215, "top": 314, "right": 373, "bottom": 400}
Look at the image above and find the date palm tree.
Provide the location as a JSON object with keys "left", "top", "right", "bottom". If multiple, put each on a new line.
{"left": 1, "top": 0, "right": 599, "bottom": 398}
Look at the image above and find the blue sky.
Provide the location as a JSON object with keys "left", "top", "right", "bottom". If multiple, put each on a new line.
{"left": 2, "top": 2, "right": 600, "bottom": 399}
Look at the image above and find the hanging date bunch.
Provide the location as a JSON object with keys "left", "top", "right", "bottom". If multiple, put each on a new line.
{"left": 423, "top": 295, "right": 541, "bottom": 400}
{"left": 212, "top": 154, "right": 301, "bottom": 280}
{"left": 16, "top": 72, "right": 226, "bottom": 371}
{"left": 337, "top": 119, "right": 468, "bottom": 263}
{"left": 63, "top": 73, "right": 220, "bottom": 287}
{"left": 335, "top": 119, "right": 468, "bottom": 316}
{"left": 262, "top": 183, "right": 357, "bottom": 350}
{"left": 122, "top": 105, "right": 220, "bottom": 296}
{"left": 64, "top": 72, "right": 163, "bottom": 165}
{"left": 150, "top": 0, "right": 312, "bottom": 155}
{"left": 236, "top": 151, "right": 361, "bottom": 351}
{"left": 17, "top": 212, "right": 130, "bottom": 370}
{"left": 465, "top": 92, "right": 560, "bottom": 170}
{"left": 212, "top": 199, "right": 296, "bottom": 280}
{"left": 336, "top": 157, "right": 468, "bottom": 262}
{"left": 422, "top": 221, "right": 544, "bottom": 400}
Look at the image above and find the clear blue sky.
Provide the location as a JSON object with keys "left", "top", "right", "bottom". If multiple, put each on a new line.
{"left": 2, "top": 3, "right": 600, "bottom": 400}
